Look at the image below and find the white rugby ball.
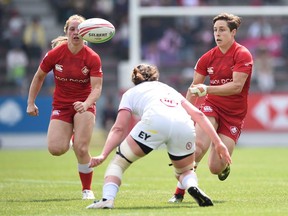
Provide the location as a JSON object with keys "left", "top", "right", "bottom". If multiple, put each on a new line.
{"left": 78, "top": 18, "right": 115, "bottom": 43}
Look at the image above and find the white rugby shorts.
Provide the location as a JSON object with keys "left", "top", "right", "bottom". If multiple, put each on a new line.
{"left": 130, "top": 108, "right": 196, "bottom": 157}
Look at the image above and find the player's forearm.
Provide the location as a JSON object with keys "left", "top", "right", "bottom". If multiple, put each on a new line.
{"left": 27, "top": 75, "right": 44, "bottom": 105}
{"left": 185, "top": 89, "right": 198, "bottom": 105}
{"left": 101, "top": 126, "right": 126, "bottom": 158}
{"left": 207, "top": 82, "right": 242, "bottom": 96}
{"left": 196, "top": 115, "right": 222, "bottom": 146}
{"left": 183, "top": 101, "right": 222, "bottom": 146}
{"left": 85, "top": 86, "right": 102, "bottom": 107}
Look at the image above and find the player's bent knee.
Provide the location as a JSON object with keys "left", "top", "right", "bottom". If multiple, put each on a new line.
{"left": 105, "top": 140, "right": 140, "bottom": 180}
{"left": 174, "top": 163, "right": 195, "bottom": 178}
{"left": 208, "top": 160, "right": 224, "bottom": 174}
{"left": 48, "top": 146, "right": 68, "bottom": 156}
{"left": 73, "top": 145, "right": 89, "bottom": 158}
{"left": 209, "top": 166, "right": 222, "bottom": 175}
{"left": 104, "top": 155, "right": 131, "bottom": 180}
{"left": 117, "top": 140, "right": 140, "bottom": 163}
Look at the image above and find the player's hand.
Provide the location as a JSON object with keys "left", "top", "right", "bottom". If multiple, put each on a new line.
{"left": 27, "top": 104, "right": 39, "bottom": 116}
{"left": 188, "top": 84, "right": 208, "bottom": 97}
{"left": 215, "top": 142, "right": 232, "bottom": 165}
{"left": 73, "top": 101, "right": 88, "bottom": 113}
{"left": 89, "top": 155, "right": 106, "bottom": 168}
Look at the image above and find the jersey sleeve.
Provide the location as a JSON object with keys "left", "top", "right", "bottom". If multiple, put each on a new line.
{"left": 194, "top": 51, "right": 210, "bottom": 76}
{"left": 118, "top": 90, "right": 132, "bottom": 112}
{"left": 233, "top": 46, "right": 253, "bottom": 75}
{"left": 87, "top": 47, "right": 103, "bottom": 78}
{"left": 39, "top": 50, "right": 55, "bottom": 73}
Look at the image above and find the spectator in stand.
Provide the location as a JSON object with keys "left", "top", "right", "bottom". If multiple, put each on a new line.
{"left": 247, "top": 17, "right": 272, "bottom": 39}
{"left": 23, "top": 16, "right": 46, "bottom": 71}
{"left": 91, "top": 0, "right": 114, "bottom": 20}
{"left": 112, "top": 15, "right": 129, "bottom": 60}
{"left": 253, "top": 46, "right": 275, "bottom": 92}
{"left": 143, "top": 42, "right": 161, "bottom": 66}
{"left": 5, "top": 9, "right": 24, "bottom": 48}
{"left": 177, "top": 0, "right": 200, "bottom": 6}
{"left": 6, "top": 43, "right": 28, "bottom": 95}
{"left": 157, "top": 27, "right": 183, "bottom": 65}
{"left": 48, "top": 0, "right": 72, "bottom": 23}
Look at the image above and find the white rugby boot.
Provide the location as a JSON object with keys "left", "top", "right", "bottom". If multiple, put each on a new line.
{"left": 86, "top": 199, "right": 114, "bottom": 209}
{"left": 82, "top": 190, "right": 95, "bottom": 200}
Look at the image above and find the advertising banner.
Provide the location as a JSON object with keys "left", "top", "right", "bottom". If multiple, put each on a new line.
{"left": 244, "top": 93, "right": 288, "bottom": 131}
{"left": 0, "top": 96, "right": 52, "bottom": 133}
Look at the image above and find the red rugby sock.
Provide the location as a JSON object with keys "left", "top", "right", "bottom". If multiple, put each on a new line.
{"left": 79, "top": 171, "right": 93, "bottom": 191}
{"left": 175, "top": 187, "right": 185, "bottom": 196}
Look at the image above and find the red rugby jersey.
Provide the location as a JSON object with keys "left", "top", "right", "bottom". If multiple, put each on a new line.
{"left": 40, "top": 44, "right": 103, "bottom": 108}
{"left": 195, "top": 42, "right": 253, "bottom": 118}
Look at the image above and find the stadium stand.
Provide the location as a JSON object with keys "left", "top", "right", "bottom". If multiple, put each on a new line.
{"left": 1, "top": 0, "right": 288, "bottom": 97}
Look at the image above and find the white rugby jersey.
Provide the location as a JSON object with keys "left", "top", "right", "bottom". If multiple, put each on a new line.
{"left": 119, "top": 81, "right": 189, "bottom": 119}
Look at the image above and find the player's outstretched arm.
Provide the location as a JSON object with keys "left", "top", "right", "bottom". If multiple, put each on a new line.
{"left": 182, "top": 100, "right": 232, "bottom": 165}
{"left": 89, "top": 109, "right": 132, "bottom": 168}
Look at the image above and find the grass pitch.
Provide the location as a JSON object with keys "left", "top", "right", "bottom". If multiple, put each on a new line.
{"left": 0, "top": 145, "right": 288, "bottom": 216}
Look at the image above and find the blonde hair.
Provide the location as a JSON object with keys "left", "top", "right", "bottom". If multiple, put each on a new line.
{"left": 63, "top": 14, "right": 85, "bottom": 34}
{"left": 51, "top": 36, "right": 68, "bottom": 48}
{"left": 131, "top": 64, "right": 159, "bottom": 85}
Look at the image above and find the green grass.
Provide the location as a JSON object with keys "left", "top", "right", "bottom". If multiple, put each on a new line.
{"left": 0, "top": 146, "right": 288, "bottom": 216}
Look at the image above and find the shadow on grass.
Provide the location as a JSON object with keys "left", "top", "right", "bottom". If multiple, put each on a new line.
{"left": 101, "top": 205, "right": 208, "bottom": 210}
{"left": 3, "top": 198, "right": 79, "bottom": 203}
{"left": 85, "top": 205, "right": 195, "bottom": 211}
{"left": 111, "top": 200, "right": 227, "bottom": 210}
{"left": 213, "top": 200, "right": 226, "bottom": 204}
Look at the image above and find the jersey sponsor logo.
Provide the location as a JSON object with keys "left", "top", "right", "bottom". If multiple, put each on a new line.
{"left": 186, "top": 142, "right": 193, "bottom": 150}
{"left": 160, "top": 98, "right": 179, "bottom": 107}
{"left": 230, "top": 126, "right": 239, "bottom": 136}
{"left": 138, "top": 131, "right": 151, "bottom": 140}
{"left": 55, "top": 75, "right": 90, "bottom": 83}
{"left": 82, "top": 66, "right": 89, "bottom": 75}
{"left": 221, "top": 78, "right": 233, "bottom": 84}
{"left": 52, "top": 110, "right": 61, "bottom": 116}
{"left": 207, "top": 67, "right": 214, "bottom": 75}
{"left": 210, "top": 78, "right": 233, "bottom": 85}
{"left": 210, "top": 79, "right": 220, "bottom": 85}
{"left": 147, "top": 129, "right": 158, "bottom": 134}
{"left": 69, "top": 78, "right": 90, "bottom": 83}
{"left": 203, "top": 105, "right": 213, "bottom": 113}
{"left": 55, "top": 75, "right": 67, "bottom": 81}
{"left": 55, "top": 64, "right": 63, "bottom": 72}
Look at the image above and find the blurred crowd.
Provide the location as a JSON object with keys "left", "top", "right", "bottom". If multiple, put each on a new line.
{"left": 1, "top": 0, "right": 288, "bottom": 98}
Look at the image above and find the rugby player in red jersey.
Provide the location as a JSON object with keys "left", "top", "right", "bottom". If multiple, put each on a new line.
{"left": 169, "top": 13, "right": 253, "bottom": 203}
{"left": 27, "top": 14, "right": 103, "bottom": 200}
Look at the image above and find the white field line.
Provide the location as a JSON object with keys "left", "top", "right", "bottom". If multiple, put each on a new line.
{"left": 1, "top": 179, "right": 130, "bottom": 186}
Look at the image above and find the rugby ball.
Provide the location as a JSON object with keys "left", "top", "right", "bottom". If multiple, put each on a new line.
{"left": 189, "top": 84, "right": 207, "bottom": 97}
{"left": 78, "top": 18, "right": 115, "bottom": 43}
